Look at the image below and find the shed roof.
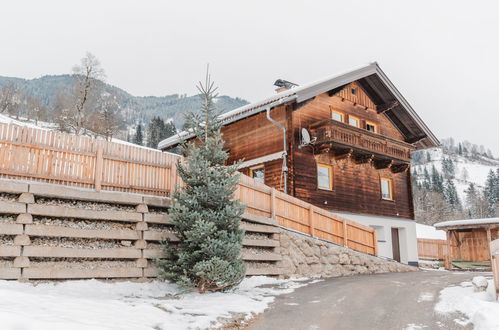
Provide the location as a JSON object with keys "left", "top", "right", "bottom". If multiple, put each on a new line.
{"left": 159, "top": 62, "right": 439, "bottom": 150}
{"left": 435, "top": 218, "right": 499, "bottom": 229}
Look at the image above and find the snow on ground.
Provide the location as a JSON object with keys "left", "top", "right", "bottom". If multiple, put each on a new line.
{"left": 416, "top": 223, "right": 446, "bottom": 240}
{"left": 0, "top": 277, "right": 317, "bottom": 330}
{"left": 435, "top": 276, "right": 499, "bottom": 329}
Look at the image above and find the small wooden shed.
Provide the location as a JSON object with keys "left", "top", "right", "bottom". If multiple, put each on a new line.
{"left": 434, "top": 218, "right": 499, "bottom": 270}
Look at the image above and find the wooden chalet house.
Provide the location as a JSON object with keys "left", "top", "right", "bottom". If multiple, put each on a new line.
{"left": 159, "top": 63, "right": 439, "bottom": 265}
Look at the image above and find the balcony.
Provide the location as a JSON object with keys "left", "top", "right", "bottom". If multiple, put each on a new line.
{"left": 308, "top": 119, "right": 414, "bottom": 166}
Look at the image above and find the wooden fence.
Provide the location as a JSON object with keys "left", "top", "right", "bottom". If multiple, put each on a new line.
{"left": 0, "top": 122, "right": 377, "bottom": 256}
{"left": 418, "top": 235, "right": 490, "bottom": 262}
{"left": 0, "top": 123, "right": 181, "bottom": 196}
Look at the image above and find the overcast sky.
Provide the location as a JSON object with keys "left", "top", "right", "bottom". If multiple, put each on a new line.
{"left": 2, "top": 0, "right": 498, "bottom": 155}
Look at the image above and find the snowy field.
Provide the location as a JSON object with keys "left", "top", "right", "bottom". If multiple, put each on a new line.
{"left": 435, "top": 276, "right": 499, "bottom": 329}
{"left": 0, "top": 277, "right": 319, "bottom": 330}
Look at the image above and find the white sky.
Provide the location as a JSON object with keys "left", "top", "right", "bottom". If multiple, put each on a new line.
{"left": 2, "top": 0, "right": 499, "bottom": 155}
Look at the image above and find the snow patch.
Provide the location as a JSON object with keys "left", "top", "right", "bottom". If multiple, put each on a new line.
{"left": 435, "top": 278, "right": 499, "bottom": 329}
{"left": 0, "top": 277, "right": 312, "bottom": 330}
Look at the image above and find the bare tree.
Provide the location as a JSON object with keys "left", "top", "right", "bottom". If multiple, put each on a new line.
{"left": 54, "top": 52, "right": 105, "bottom": 135}
{"left": 86, "top": 92, "right": 125, "bottom": 141}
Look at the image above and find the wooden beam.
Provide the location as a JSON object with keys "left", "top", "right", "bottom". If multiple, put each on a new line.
{"left": 333, "top": 148, "right": 353, "bottom": 160}
{"left": 377, "top": 101, "right": 399, "bottom": 114}
{"left": 373, "top": 159, "right": 393, "bottom": 170}
{"left": 352, "top": 154, "right": 374, "bottom": 165}
{"left": 444, "top": 230, "right": 452, "bottom": 270}
{"left": 390, "top": 163, "right": 409, "bottom": 173}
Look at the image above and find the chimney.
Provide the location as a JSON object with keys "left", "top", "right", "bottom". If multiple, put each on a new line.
{"left": 274, "top": 79, "right": 298, "bottom": 93}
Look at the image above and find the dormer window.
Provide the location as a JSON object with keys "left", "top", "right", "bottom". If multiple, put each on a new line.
{"left": 348, "top": 115, "right": 360, "bottom": 128}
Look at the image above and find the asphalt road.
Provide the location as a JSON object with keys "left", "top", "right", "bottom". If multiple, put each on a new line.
{"left": 248, "top": 271, "right": 484, "bottom": 330}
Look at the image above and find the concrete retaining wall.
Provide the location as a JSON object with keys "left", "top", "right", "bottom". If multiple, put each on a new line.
{"left": 0, "top": 179, "right": 415, "bottom": 281}
{"left": 0, "top": 180, "right": 280, "bottom": 280}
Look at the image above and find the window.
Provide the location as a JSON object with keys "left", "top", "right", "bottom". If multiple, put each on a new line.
{"left": 331, "top": 110, "right": 344, "bottom": 122}
{"left": 249, "top": 165, "right": 265, "bottom": 184}
{"left": 351, "top": 88, "right": 357, "bottom": 95}
{"left": 380, "top": 178, "right": 393, "bottom": 200}
{"left": 366, "top": 121, "right": 378, "bottom": 133}
{"left": 317, "top": 164, "right": 333, "bottom": 190}
{"left": 348, "top": 115, "right": 360, "bottom": 128}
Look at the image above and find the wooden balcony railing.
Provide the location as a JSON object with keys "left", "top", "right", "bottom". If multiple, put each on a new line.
{"left": 309, "top": 119, "right": 415, "bottom": 162}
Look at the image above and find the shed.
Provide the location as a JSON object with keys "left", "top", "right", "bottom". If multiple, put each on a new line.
{"left": 434, "top": 218, "right": 499, "bottom": 270}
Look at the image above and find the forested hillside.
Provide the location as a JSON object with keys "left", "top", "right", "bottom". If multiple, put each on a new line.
{"left": 0, "top": 73, "right": 248, "bottom": 142}
{"left": 412, "top": 138, "right": 499, "bottom": 225}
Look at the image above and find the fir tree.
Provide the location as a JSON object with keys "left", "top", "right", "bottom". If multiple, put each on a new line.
{"left": 134, "top": 123, "right": 144, "bottom": 146}
{"left": 444, "top": 179, "right": 460, "bottom": 208}
{"left": 146, "top": 116, "right": 177, "bottom": 149}
{"left": 431, "top": 165, "right": 444, "bottom": 193}
{"left": 484, "top": 169, "right": 498, "bottom": 216}
{"left": 156, "top": 71, "right": 245, "bottom": 293}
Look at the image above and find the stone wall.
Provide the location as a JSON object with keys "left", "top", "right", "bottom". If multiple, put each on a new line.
{"left": 277, "top": 229, "right": 416, "bottom": 278}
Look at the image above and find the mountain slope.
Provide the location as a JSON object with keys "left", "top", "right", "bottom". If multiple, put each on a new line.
{"left": 0, "top": 75, "right": 249, "bottom": 128}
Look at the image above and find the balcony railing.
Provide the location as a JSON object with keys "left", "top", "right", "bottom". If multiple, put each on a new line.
{"left": 309, "top": 119, "right": 415, "bottom": 162}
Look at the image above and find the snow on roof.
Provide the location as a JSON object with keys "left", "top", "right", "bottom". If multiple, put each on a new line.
{"left": 434, "top": 218, "right": 499, "bottom": 228}
{"left": 416, "top": 223, "right": 446, "bottom": 240}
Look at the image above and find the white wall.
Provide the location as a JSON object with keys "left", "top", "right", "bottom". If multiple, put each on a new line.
{"left": 332, "top": 212, "right": 419, "bottom": 265}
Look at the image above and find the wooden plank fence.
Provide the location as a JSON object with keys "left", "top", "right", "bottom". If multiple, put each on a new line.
{"left": 0, "top": 122, "right": 377, "bottom": 256}
{"left": 418, "top": 236, "right": 490, "bottom": 262}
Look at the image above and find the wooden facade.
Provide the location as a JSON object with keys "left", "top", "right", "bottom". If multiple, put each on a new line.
{"left": 223, "top": 82, "right": 416, "bottom": 219}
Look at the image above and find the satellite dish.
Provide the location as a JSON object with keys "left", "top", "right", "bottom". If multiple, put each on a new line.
{"left": 301, "top": 128, "right": 311, "bottom": 145}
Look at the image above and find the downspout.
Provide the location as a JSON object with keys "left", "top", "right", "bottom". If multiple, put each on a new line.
{"left": 265, "top": 95, "right": 297, "bottom": 194}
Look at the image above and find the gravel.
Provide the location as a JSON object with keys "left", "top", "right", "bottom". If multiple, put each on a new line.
{"left": 147, "top": 224, "right": 174, "bottom": 233}
{"left": 243, "top": 247, "right": 273, "bottom": 255}
{"left": 31, "top": 237, "right": 124, "bottom": 249}
{"left": 0, "top": 236, "right": 15, "bottom": 246}
{"left": 245, "top": 233, "right": 271, "bottom": 240}
{"left": 30, "top": 259, "right": 137, "bottom": 269}
{"left": 0, "top": 215, "right": 16, "bottom": 224}
{"left": 0, "top": 193, "right": 18, "bottom": 202}
{"left": 35, "top": 198, "right": 135, "bottom": 212}
{"left": 148, "top": 206, "right": 170, "bottom": 214}
{"left": 0, "top": 258, "right": 14, "bottom": 267}
{"left": 33, "top": 217, "right": 135, "bottom": 231}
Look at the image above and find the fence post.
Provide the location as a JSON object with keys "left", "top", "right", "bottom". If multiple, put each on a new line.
{"left": 309, "top": 205, "right": 315, "bottom": 237}
{"left": 94, "top": 145, "right": 104, "bottom": 192}
{"left": 373, "top": 230, "right": 378, "bottom": 256}
{"left": 169, "top": 162, "right": 177, "bottom": 197}
{"left": 270, "top": 188, "right": 276, "bottom": 220}
{"left": 343, "top": 218, "right": 348, "bottom": 247}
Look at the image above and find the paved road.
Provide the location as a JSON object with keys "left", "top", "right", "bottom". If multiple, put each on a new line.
{"left": 248, "top": 271, "right": 484, "bottom": 330}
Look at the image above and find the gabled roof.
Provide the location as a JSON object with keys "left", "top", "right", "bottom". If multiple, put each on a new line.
{"left": 159, "top": 62, "right": 439, "bottom": 150}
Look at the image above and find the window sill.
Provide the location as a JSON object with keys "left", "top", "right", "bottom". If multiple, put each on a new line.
{"left": 381, "top": 198, "right": 395, "bottom": 202}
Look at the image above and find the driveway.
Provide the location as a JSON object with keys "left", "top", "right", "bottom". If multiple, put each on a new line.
{"left": 248, "top": 271, "right": 484, "bottom": 330}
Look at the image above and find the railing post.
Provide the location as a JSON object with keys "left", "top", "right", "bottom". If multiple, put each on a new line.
{"left": 94, "top": 145, "right": 103, "bottom": 192}
{"left": 309, "top": 205, "right": 315, "bottom": 237}
{"left": 373, "top": 230, "right": 378, "bottom": 256}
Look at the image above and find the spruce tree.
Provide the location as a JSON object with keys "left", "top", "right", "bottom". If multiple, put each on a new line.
{"left": 484, "top": 169, "right": 498, "bottom": 216}
{"left": 134, "top": 123, "right": 144, "bottom": 146}
{"left": 156, "top": 71, "right": 245, "bottom": 293}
